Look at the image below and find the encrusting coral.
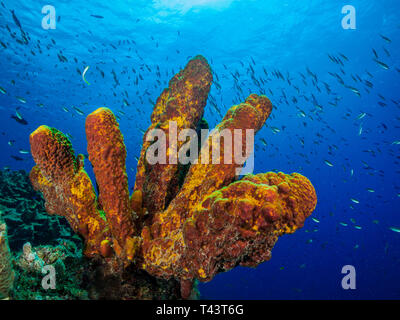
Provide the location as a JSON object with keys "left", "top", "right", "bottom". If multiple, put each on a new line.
{"left": 29, "top": 55, "right": 317, "bottom": 299}
{"left": 0, "top": 221, "right": 14, "bottom": 299}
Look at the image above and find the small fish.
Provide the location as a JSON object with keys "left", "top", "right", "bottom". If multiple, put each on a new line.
{"left": 339, "top": 53, "right": 349, "bottom": 61}
{"left": 16, "top": 96, "right": 26, "bottom": 103}
{"left": 73, "top": 106, "right": 84, "bottom": 115}
{"left": 15, "top": 109, "right": 23, "bottom": 120}
{"left": 389, "top": 227, "right": 400, "bottom": 233}
{"left": 351, "top": 198, "right": 360, "bottom": 204}
{"left": 260, "top": 138, "right": 268, "bottom": 147}
{"left": 0, "top": 86, "right": 6, "bottom": 94}
{"left": 348, "top": 86, "right": 360, "bottom": 97}
{"left": 380, "top": 34, "right": 392, "bottom": 43}
{"left": 90, "top": 14, "right": 104, "bottom": 19}
{"left": 364, "top": 80, "right": 373, "bottom": 88}
{"left": 354, "top": 225, "right": 362, "bottom": 230}
{"left": 311, "top": 217, "right": 320, "bottom": 223}
{"left": 339, "top": 222, "right": 348, "bottom": 227}
{"left": 356, "top": 112, "right": 366, "bottom": 120}
{"left": 11, "top": 155, "right": 24, "bottom": 161}
{"left": 378, "top": 101, "right": 387, "bottom": 107}
{"left": 82, "top": 66, "right": 91, "bottom": 85}
{"left": 270, "top": 127, "right": 280, "bottom": 134}
{"left": 19, "top": 149, "right": 29, "bottom": 154}
{"left": 11, "top": 112, "right": 28, "bottom": 125}
{"left": 10, "top": 10, "right": 22, "bottom": 28}
{"left": 374, "top": 59, "right": 389, "bottom": 70}
{"left": 297, "top": 110, "right": 306, "bottom": 118}
{"left": 366, "top": 188, "right": 375, "bottom": 193}
{"left": 8, "top": 140, "right": 15, "bottom": 146}
{"left": 324, "top": 160, "right": 333, "bottom": 167}
{"left": 392, "top": 141, "right": 400, "bottom": 145}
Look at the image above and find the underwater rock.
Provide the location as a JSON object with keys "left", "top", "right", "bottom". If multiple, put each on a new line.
{"left": 29, "top": 55, "right": 317, "bottom": 299}
{"left": 0, "top": 169, "right": 79, "bottom": 251}
{"left": 12, "top": 239, "right": 89, "bottom": 300}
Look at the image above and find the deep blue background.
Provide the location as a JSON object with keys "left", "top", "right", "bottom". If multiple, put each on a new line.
{"left": 0, "top": 0, "right": 399, "bottom": 299}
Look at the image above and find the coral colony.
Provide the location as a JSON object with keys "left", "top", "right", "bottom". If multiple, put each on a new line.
{"left": 28, "top": 55, "right": 317, "bottom": 299}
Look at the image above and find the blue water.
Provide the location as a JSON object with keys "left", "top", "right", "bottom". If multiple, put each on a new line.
{"left": 0, "top": 0, "right": 399, "bottom": 299}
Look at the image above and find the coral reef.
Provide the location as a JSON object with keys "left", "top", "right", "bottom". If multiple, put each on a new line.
{"left": 0, "top": 169, "right": 89, "bottom": 300}
{"left": 12, "top": 240, "right": 89, "bottom": 300}
{"left": 29, "top": 55, "right": 317, "bottom": 299}
{"left": 0, "top": 220, "right": 14, "bottom": 299}
{"left": 0, "top": 169, "right": 79, "bottom": 251}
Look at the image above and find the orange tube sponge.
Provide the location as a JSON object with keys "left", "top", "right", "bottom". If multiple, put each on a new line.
{"left": 29, "top": 125, "right": 109, "bottom": 256}
{"left": 134, "top": 55, "right": 213, "bottom": 214}
{"left": 148, "top": 94, "right": 272, "bottom": 237}
{"left": 28, "top": 55, "right": 318, "bottom": 299}
{"left": 30, "top": 125, "right": 77, "bottom": 184}
{"left": 86, "top": 107, "right": 136, "bottom": 259}
{"left": 140, "top": 94, "right": 272, "bottom": 277}
{"left": 181, "top": 172, "right": 317, "bottom": 280}
{"left": 141, "top": 172, "right": 316, "bottom": 281}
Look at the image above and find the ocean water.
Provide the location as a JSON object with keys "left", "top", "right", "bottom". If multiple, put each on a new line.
{"left": 0, "top": 0, "right": 399, "bottom": 299}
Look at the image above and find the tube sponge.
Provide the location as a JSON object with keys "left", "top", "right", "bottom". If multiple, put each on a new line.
{"left": 0, "top": 222, "right": 14, "bottom": 299}
{"left": 134, "top": 55, "right": 213, "bottom": 214}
